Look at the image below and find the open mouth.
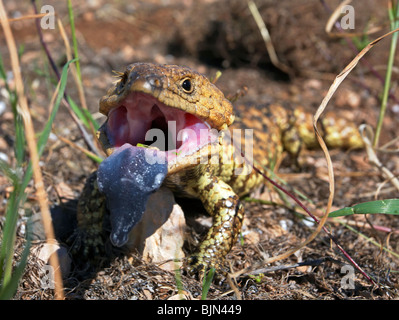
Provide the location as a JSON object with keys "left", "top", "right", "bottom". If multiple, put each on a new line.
{"left": 106, "top": 92, "right": 216, "bottom": 162}
{"left": 98, "top": 91, "right": 218, "bottom": 247}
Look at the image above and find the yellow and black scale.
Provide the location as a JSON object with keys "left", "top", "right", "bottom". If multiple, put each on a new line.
{"left": 75, "top": 63, "right": 363, "bottom": 272}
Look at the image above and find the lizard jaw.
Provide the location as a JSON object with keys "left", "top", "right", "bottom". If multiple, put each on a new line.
{"left": 106, "top": 92, "right": 218, "bottom": 165}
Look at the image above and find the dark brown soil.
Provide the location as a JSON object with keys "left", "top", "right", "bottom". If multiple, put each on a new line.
{"left": 1, "top": 0, "right": 398, "bottom": 300}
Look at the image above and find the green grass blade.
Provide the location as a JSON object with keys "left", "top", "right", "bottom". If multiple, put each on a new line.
{"left": 0, "top": 159, "right": 19, "bottom": 184}
{"left": 11, "top": 108, "right": 25, "bottom": 166}
{"left": 37, "top": 59, "right": 77, "bottom": 154}
{"left": 21, "top": 58, "right": 76, "bottom": 192}
{"left": 0, "top": 217, "right": 32, "bottom": 300}
{"left": 0, "top": 59, "right": 74, "bottom": 298}
{"left": 66, "top": 96, "right": 88, "bottom": 127}
{"left": 83, "top": 150, "right": 103, "bottom": 164}
{"left": 67, "top": 96, "right": 99, "bottom": 130}
{"left": 82, "top": 108, "right": 100, "bottom": 131}
{"left": 201, "top": 267, "right": 215, "bottom": 300}
{"left": 0, "top": 160, "right": 24, "bottom": 292}
{"left": 328, "top": 199, "right": 399, "bottom": 218}
{"left": 66, "top": 2, "right": 100, "bottom": 132}
{"left": 0, "top": 52, "right": 6, "bottom": 80}
{"left": 173, "top": 263, "right": 184, "bottom": 299}
{"left": 0, "top": 52, "right": 25, "bottom": 165}
{"left": 373, "top": 1, "right": 399, "bottom": 146}
{"left": 341, "top": 223, "right": 399, "bottom": 260}
{"left": 67, "top": 0, "right": 81, "bottom": 80}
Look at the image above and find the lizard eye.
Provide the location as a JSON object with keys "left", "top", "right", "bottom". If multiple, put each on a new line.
{"left": 181, "top": 78, "right": 193, "bottom": 93}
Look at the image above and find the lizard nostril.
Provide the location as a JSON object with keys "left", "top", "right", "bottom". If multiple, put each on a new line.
{"left": 147, "top": 76, "right": 162, "bottom": 88}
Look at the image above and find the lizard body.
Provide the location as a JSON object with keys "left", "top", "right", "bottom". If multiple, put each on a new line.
{"left": 75, "top": 62, "right": 363, "bottom": 272}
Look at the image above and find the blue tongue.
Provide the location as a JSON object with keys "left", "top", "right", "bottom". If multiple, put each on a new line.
{"left": 97, "top": 144, "right": 168, "bottom": 247}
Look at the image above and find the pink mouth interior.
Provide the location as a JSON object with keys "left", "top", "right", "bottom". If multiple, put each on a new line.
{"left": 106, "top": 92, "right": 214, "bottom": 161}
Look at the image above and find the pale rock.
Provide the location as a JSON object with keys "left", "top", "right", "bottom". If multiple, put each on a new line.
{"left": 37, "top": 242, "right": 59, "bottom": 262}
{"left": 126, "top": 187, "right": 186, "bottom": 271}
{"left": 33, "top": 241, "right": 72, "bottom": 278}
{"left": 0, "top": 152, "right": 8, "bottom": 162}
{"left": 0, "top": 100, "right": 6, "bottom": 115}
{"left": 335, "top": 88, "right": 361, "bottom": 109}
{"left": 54, "top": 182, "right": 75, "bottom": 201}
{"left": 167, "top": 291, "right": 193, "bottom": 300}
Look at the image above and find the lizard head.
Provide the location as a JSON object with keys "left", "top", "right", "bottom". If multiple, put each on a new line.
{"left": 97, "top": 62, "right": 234, "bottom": 173}
{"left": 95, "top": 62, "right": 234, "bottom": 247}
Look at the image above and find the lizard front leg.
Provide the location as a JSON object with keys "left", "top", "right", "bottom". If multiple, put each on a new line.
{"left": 71, "top": 171, "right": 108, "bottom": 261}
{"left": 189, "top": 172, "right": 244, "bottom": 272}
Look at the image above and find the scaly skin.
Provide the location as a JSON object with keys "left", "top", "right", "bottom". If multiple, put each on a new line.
{"left": 74, "top": 63, "right": 363, "bottom": 273}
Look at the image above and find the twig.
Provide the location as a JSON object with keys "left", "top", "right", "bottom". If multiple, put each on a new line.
{"left": 57, "top": 135, "right": 103, "bottom": 163}
{"left": 31, "top": 0, "right": 60, "bottom": 79}
{"left": 243, "top": 257, "right": 344, "bottom": 276}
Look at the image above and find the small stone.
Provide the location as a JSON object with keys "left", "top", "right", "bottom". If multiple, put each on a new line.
{"left": 34, "top": 242, "right": 72, "bottom": 278}
{"left": 54, "top": 182, "right": 75, "bottom": 201}
{"left": 0, "top": 101, "right": 6, "bottom": 116}
{"left": 335, "top": 88, "right": 361, "bottom": 109}
{"left": 304, "top": 79, "right": 322, "bottom": 90}
{"left": 126, "top": 187, "right": 186, "bottom": 271}
{"left": 0, "top": 152, "right": 8, "bottom": 162}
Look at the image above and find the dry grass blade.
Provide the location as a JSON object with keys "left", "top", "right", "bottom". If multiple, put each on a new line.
{"left": 58, "top": 19, "right": 88, "bottom": 112}
{"left": 248, "top": 0, "right": 291, "bottom": 75}
{"left": 30, "top": 1, "right": 102, "bottom": 158}
{"left": 324, "top": 0, "right": 381, "bottom": 37}
{"left": 313, "top": 24, "right": 399, "bottom": 214}
{"left": 0, "top": 1, "right": 64, "bottom": 299}
{"left": 309, "top": 24, "right": 399, "bottom": 287}
{"left": 57, "top": 135, "right": 102, "bottom": 162}
{"left": 57, "top": 18, "right": 103, "bottom": 158}
{"left": 325, "top": 0, "right": 386, "bottom": 39}
{"left": 325, "top": 0, "right": 352, "bottom": 34}
{"left": 359, "top": 124, "right": 399, "bottom": 192}
{"left": 7, "top": 13, "right": 54, "bottom": 23}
